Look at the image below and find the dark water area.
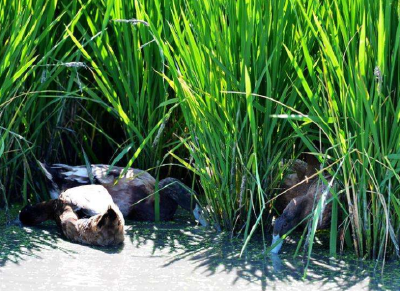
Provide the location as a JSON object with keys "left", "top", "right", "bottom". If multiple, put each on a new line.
{"left": 0, "top": 205, "right": 399, "bottom": 290}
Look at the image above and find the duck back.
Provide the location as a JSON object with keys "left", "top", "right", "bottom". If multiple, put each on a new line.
{"left": 39, "top": 163, "right": 155, "bottom": 199}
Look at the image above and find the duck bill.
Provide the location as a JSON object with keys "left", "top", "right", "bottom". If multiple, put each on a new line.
{"left": 270, "top": 234, "right": 283, "bottom": 254}
{"left": 193, "top": 204, "right": 208, "bottom": 227}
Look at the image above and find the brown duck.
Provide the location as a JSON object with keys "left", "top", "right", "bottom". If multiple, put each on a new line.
{"left": 271, "top": 157, "right": 335, "bottom": 253}
{"left": 27, "top": 163, "right": 207, "bottom": 225}
{"left": 20, "top": 185, "right": 125, "bottom": 246}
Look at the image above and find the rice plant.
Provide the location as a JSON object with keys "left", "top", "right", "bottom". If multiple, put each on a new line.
{"left": 0, "top": 0, "right": 182, "bottom": 210}
{"left": 1, "top": 0, "right": 399, "bottom": 262}
{"left": 281, "top": 0, "right": 400, "bottom": 261}
{"left": 0, "top": 0, "right": 73, "bottom": 208}
{"left": 63, "top": 0, "right": 180, "bottom": 171}
{"left": 147, "top": 1, "right": 299, "bottom": 239}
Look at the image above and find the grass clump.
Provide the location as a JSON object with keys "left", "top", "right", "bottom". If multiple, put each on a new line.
{"left": 1, "top": 0, "right": 400, "bottom": 262}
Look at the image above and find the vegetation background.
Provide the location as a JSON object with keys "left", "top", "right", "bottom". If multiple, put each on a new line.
{"left": 1, "top": 0, "right": 400, "bottom": 261}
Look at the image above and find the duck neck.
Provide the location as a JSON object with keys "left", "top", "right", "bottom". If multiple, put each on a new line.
{"left": 19, "top": 199, "right": 63, "bottom": 226}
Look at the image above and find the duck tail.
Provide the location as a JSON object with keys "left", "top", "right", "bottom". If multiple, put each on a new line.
{"left": 37, "top": 161, "right": 53, "bottom": 180}
{"left": 33, "top": 161, "right": 62, "bottom": 199}
{"left": 34, "top": 162, "right": 95, "bottom": 199}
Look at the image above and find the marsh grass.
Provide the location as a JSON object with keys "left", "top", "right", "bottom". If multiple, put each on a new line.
{"left": 282, "top": 0, "right": 400, "bottom": 262}
{"left": 1, "top": 0, "right": 399, "bottom": 262}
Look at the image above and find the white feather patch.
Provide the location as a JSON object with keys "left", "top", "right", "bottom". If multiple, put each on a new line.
{"left": 62, "top": 168, "right": 89, "bottom": 178}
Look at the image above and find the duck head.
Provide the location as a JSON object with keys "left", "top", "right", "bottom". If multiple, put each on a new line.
{"left": 19, "top": 200, "right": 61, "bottom": 226}
{"left": 271, "top": 196, "right": 310, "bottom": 254}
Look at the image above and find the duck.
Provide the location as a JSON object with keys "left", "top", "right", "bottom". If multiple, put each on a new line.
{"left": 273, "top": 158, "right": 319, "bottom": 214}
{"left": 271, "top": 156, "right": 335, "bottom": 254}
{"left": 35, "top": 163, "right": 208, "bottom": 226}
{"left": 19, "top": 185, "right": 125, "bottom": 246}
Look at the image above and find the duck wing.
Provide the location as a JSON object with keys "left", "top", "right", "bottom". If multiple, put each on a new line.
{"left": 40, "top": 163, "right": 155, "bottom": 199}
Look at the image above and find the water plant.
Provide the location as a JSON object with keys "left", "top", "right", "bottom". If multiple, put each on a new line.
{"left": 1, "top": 0, "right": 399, "bottom": 262}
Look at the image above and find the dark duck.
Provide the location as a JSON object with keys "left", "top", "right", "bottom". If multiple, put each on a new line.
{"left": 270, "top": 157, "right": 335, "bottom": 254}
{"left": 24, "top": 163, "right": 207, "bottom": 226}
{"left": 20, "top": 185, "right": 125, "bottom": 246}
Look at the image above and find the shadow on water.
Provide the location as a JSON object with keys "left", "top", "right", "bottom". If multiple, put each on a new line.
{"left": 126, "top": 209, "right": 400, "bottom": 291}
{"left": 0, "top": 205, "right": 64, "bottom": 268}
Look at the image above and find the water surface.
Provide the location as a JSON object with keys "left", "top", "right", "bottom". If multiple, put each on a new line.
{"left": 0, "top": 206, "right": 398, "bottom": 290}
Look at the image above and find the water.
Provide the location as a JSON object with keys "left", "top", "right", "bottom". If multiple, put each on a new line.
{"left": 0, "top": 207, "right": 399, "bottom": 290}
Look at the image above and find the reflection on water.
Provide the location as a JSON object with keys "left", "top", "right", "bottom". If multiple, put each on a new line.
{"left": 1, "top": 208, "right": 399, "bottom": 290}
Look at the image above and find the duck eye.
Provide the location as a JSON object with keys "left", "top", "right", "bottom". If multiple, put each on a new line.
{"left": 283, "top": 222, "right": 288, "bottom": 227}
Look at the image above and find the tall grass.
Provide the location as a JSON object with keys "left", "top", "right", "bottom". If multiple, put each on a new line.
{"left": 1, "top": 0, "right": 399, "bottom": 261}
{"left": 0, "top": 0, "right": 181, "bottom": 207}
{"left": 148, "top": 1, "right": 298, "bottom": 237}
{"left": 146, "top": 0, "right": 400, "bottom": 260}
{"left": 283, "top": 0, "right": 400, "bottom": 261}
{"left": 0, "top": 0, "right": 73, "bottom": 208}
{"left": 65, "top": 0, "right": 179, "bottom": 171}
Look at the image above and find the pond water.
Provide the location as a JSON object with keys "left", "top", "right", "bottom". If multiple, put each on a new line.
{"left": 0, "top": 205, "right": 399, "bottom": 290}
